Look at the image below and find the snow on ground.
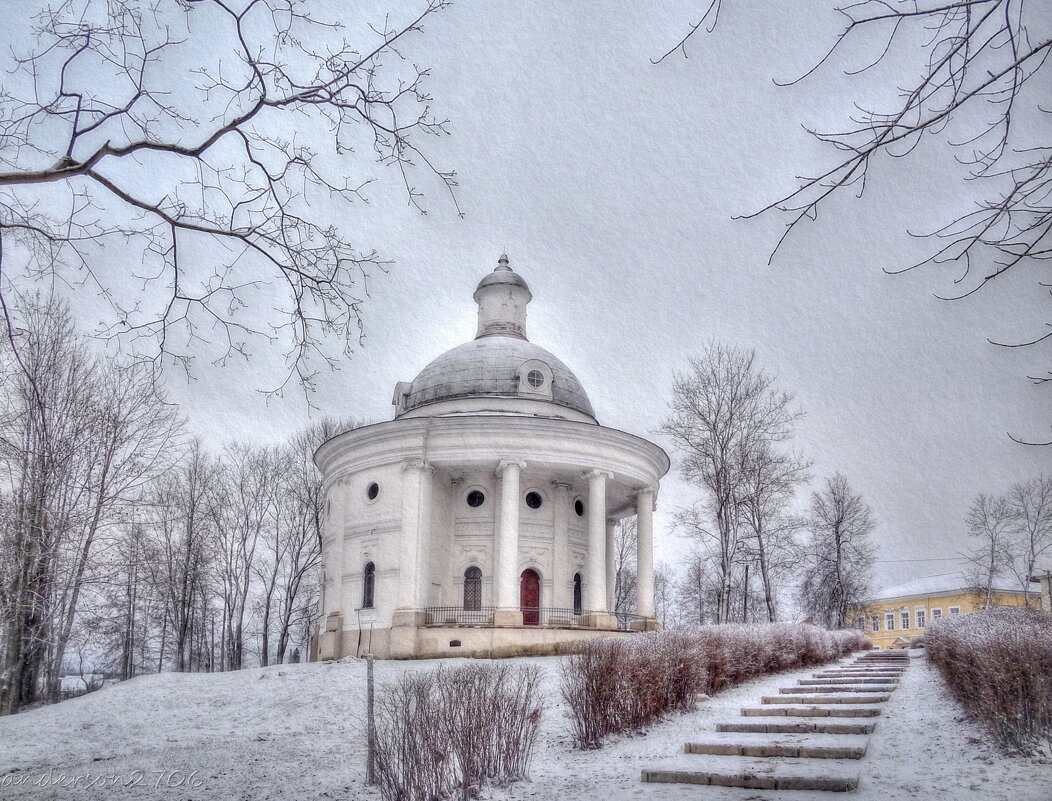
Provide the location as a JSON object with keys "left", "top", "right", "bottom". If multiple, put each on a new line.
{"left": 0, "top": 649, "right": 1048, "bottom": 800}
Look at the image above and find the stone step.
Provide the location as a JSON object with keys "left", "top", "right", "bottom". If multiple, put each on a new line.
{"left": 846, "top": 664, "right": 905, "bottom": 669}
{"left": 762, "top": 693, "right": 889, "bottom": 704}
{"left": 841, "top": 663, "right": 905, "bottom": 668}
{"left": 779, "top": 685, "right": 897, "bottom": 694}
{"left": 684, "top": 732, "right": 868, "bottom": 759}
{"left": 743, "top": 704, "right": 880, "bottom": 718}
{"left": 815, "top": 670, "right": 903, "bottom": 676}
{"left": 857, "top": 654, "right": 909, "bottom": 658}
{"left": 641, "top": 755, "right": 860, "bottom": 791}
{"left": 718, "top": 718, "right": 875, "bottom": 735}
{"left": 857, "top": 657, "right": 908, "bottom": 662}
{"left": 800, "top": 678, "right": 898, "bottom": 685}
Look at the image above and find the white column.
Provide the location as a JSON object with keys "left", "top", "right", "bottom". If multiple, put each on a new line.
{"left": 606, "top": 518, "right": 617, "bottom": 612}
{"left": 416, "top": 463, "right": 435, "bottom": 606}
{"left": 552, "top": 482, "right": 572, "bottom": 608}
{"left": 332, "top": 480, "right": 349, "bottom": 614}
{"left": 585, "top": 470, "right": 611, "bottom": 612}
{"left": 496, "top": 460, "right": 526, "bottom": 610}
{"left": 397, "top": 460, "right": 434, "bottom": 610}
{"left": 636, "top": 488, "right": 655, "bottom": 619}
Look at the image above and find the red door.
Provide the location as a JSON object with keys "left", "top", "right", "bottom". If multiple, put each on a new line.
{"left": 520, "top": 569, "right": 540, "bottom": 625}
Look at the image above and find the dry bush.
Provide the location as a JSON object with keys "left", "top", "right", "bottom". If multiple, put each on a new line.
{"left": 374, "top": 662, "right": 542, "bottom": 800}
{"left": 559, "top": 632, "right": 707, "bottom": 748}
{"left": 561, "top": 623, "right": 864, "bottom": 749}
{"left": 374, "top": 671, "right": 448, "bottom": 801}
{"left": 926, "top": 607, "right": 1052, "bottom": 755}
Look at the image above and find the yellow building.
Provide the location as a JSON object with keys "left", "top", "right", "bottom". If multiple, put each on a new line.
{"left": 856, "top": 573, "right": 1036, "bottom": 650}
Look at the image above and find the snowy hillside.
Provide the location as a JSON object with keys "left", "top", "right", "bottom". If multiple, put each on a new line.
{"left": 1, "top": 652, "right": 1048, "bottom": 801}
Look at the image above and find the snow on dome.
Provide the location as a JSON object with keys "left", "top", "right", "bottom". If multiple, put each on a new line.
{"left": 399, "top": 336, "right": 595, "bottom": 419}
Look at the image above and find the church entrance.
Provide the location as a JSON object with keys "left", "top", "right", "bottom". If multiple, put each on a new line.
{"left": 519, "top": 569, "right": 540, "bottom": 625}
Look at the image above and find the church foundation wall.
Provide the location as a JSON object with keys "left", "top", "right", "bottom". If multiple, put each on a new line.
{"left": 319, "top": 624, "right": 632, "bottom": 660}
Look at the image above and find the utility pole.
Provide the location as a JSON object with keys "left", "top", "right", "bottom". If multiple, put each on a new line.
{"left": 366, "top": 654, "right": 375, "bottom": 785}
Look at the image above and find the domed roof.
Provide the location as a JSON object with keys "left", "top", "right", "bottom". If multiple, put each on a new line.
{"left": 473, "top": 254, "right": 531, "bottom": 298}
{"left": 400, "top": 336, "right": 596, "bottom": 419}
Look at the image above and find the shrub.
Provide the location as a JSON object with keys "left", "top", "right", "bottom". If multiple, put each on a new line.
{"left": 926, "top": 607, "right": 1052, "bottom": 755}
{"left": 560, "top": 623, "right": 865, "bottom": 748}
{"left": 559, "top": 632, "right": 706, "bottom": 748}
{"left": 374, "top": 662, "right": 542, "bottom": 801}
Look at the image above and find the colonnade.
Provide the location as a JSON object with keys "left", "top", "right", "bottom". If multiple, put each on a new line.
{"left": 395, "top": 458, "right": 657, "bottom": 625}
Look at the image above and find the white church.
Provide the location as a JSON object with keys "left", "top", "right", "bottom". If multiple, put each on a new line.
{"left": 313, "top": 255, "right": 669, "bottom": 659}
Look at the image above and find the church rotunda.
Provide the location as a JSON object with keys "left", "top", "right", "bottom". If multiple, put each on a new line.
{"left": 313, "top": 255, "right": 669, "bottom": 659}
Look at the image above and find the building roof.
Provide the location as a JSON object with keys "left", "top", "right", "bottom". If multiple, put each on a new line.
{"left": 400, "top": 336, "right": 596, "bottom": 418}
{"left": 868, "top": 571, "right": 1024, "bottom": 602}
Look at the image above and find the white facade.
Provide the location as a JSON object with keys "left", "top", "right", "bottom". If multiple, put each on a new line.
{"left": 313, "top": 255, "right": 669, "bottom": 659}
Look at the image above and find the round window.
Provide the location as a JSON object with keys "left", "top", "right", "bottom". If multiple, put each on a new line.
{"left": 366, "top": 482, "right": 379, "bottom": 501}
{"left": 574, "top": 498, "right": 585, "bottom": 517}
{"left": 526, "top": 369, "right": 545, "bottom": 388}
{"left": 525, "top": 491, "right": 543, "bottom": 509}
{"left": 466, "top": 489, "right": 485, "bottom": 508}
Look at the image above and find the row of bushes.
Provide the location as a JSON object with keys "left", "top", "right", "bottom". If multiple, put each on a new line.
{"left": 374, "top": 662, "right": 542, "bottom": 801}
{"left": 925, "top": 607, "right": 1052, "bottom": 755}
{"left": 560, "top": 624, "right": 869, "bottom": 748}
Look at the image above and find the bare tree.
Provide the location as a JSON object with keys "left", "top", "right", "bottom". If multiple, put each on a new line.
{"left": 270, "top": 422, "right": 338, "bottom": 663}
{"left": 254, "top": 419, "right": 343, "bottom": 666}
{"left": 0, "top": 0, "right": 457, "bottom": 395}
{"left": 963, "top": 492, "right": 1014, "bottom": 607}
{"left": 212, "top": 443, "right": 273, "bottom": 671}
{"left": 658, "top": 1, "right": 1051, "bottom": 439}
{"left": 0, "top": 296, "right": 95, "bottom": 713}
{"left": 151, "top": 440, "right": 217, "bottom": 672}
{"left": 612, "top": 517, "right": 637, "bottom": 617}
{"left": 671, "top": 543, "right": 722, "bottom": 626}
{"left": 1003, "top": 475, "right": 1052, "bottom": 602}
{"left": 43, "top": 358, "right": 183, "bottom": 699}
{"left": 661, "top": 343, "right": 802, "bottom": 623}
{"left": 738, "top": 441, "right": 809, "bottom": 621}
{"left": 652, "top": 563, "right": 676, "bottom": 629}
{"left": 798, "top": 473, "right": 876, "bottom": 629}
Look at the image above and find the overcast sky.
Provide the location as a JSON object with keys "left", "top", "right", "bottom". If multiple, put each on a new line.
{"left": 11, "top": 1, "right": 1048, "bottom": 592}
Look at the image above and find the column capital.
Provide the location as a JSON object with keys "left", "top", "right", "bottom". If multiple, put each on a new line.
{"left": 636, "top": 486, "right": 658, "bottom": 511}
{"left": 496, "top": 459, "right": 527, "bottom": 474}
{"left": 401, "top": 459, "right": 435, "bottom": 474}
{"left": 583, "top": 469, "right": 613, "bottom": 481}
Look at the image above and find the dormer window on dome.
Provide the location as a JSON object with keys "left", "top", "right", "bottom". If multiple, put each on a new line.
{"left": 517, "top": 359, "right": 553, "bottom": 400}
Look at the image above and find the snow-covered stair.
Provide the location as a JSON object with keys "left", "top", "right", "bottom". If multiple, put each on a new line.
{"left": 641, "top": 651, "right": 909, "bottom": 793}
{"left": 761, "top": 692, "right": 891, "bottom": 704}
{"left": 718, "top": 718, "right": 875, "bottom": 735}
{"left": 742, "top": 703, "right": 881, "bottom": 718}
{"left": 641, "top": 754, "right": 861, "bottom": 792}
{"left": 684, "top": 731, "right": 869, "bottom": 759}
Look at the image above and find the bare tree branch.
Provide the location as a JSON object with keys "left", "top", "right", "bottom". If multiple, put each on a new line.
{"left": 0, "top": 0, "right": 458, "bottom": 399}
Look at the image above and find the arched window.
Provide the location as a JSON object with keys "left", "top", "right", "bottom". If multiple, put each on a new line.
{"left": 464, "top": 566, "right": 482, "bottom": 611}
{"left": 573, "top": 573, "right": 583, "bottom": 615}
{"left": 362, "top": 562, "right": 375, "bottom": 609}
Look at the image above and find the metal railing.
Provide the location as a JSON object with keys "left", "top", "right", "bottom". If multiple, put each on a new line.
{"left": 424, "top": 606, "right": 496, "bottom": 626}
{"left": 421, "top": 606, "right": 647, "bottom": 631}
